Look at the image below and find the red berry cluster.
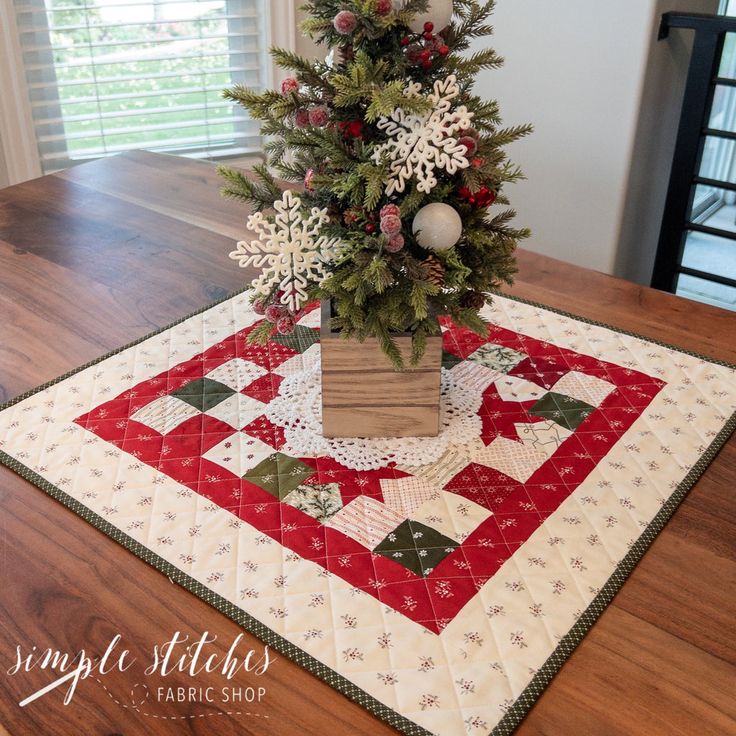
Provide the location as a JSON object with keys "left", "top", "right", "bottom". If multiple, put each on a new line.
{"left": 401, "top": 22, "right": 449, "bottom": 70}
{"left": 343, "top": 204, "right": 403, "bottom": 251}
{"left": 455, "top": 127, "right": 480, "bottom": 156}
{"left": 375, "top": 0, "right": 392, "bottom": 16}
{"left": 308, "top": 105, "right": 330, "bottom": 128}
{"left": 292, "top": 105, "right": 330, "bottom": 129}
{"left": 253, "top": 293, "right": 301, "bottom": 335}
{"left": 458, "top": 185, "right": 497, "bottom": 209}
{"left": 333, "top": 10, "right": 358, "bottom": 35}
{"left": 333, "top": 2, "right": 392, "bottom": 35}
{"left": 280, "top": 77, "right": 299, "bottom": 95}
{"left": 380, "top": 204, "right": 404, "bottom": 252}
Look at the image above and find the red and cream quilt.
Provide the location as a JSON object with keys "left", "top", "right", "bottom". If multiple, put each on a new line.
{"left": 1, "top": 293, "right": 734, "bottom": 735}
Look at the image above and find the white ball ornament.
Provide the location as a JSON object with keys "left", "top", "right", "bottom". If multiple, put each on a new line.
{"left": 412, "top": 203, "right": 463, "bottom": 251}
{"left": 405, "top": 0, "right": 454, "bottom": 33}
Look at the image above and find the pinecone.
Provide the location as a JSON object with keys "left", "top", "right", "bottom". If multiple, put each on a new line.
{"left": 343, "top": 207, "right": 362, "bottom": 225}
{"left": 423, "top": 256, "right": 445, "bottom": 287}
{"left": 340, "top": 44, "right": 355, "bottom": 65}
{"left": 461, "top": 290, "right": 486, "bottom": 310}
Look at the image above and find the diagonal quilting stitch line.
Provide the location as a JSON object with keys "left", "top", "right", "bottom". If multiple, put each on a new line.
{"left": 462, "top": 585, "right": 513, "bottom": 693}
{"left": 563, "top": 490, "right": 620, "bottom": 572}
{"left": 480, "top": 551, "right": 543, "bottom": 700}
{"left": 167, "top": 486, "right": 199, "bottom": 572}
{"left": 602, "top": 421, "right": 679, "bottom": 495}
{"left": 370, "top": 564, "right": 423, "bottom": 714}
{"left": 595, "top": 431, "right": 685, "bottom": 537}
{"left": 524, "top": 536, "right": 581, "bottom": 656}
{"left": 220, "top": 509, "right": 246, "bottom": 619}
{"left": 421, "top": 626, "right": 473, "bottom": 734}
{"left": 320, "top": 548, "right": 350, "bottom": 674}
{"left": 26, "top": 387, "right": 60, "bottom": 476}
{"left": 231, "top": 514, "right": 257, "bottom": 612}
{"left": 549, "top": 508, "right": 610, "bottom": 607}
{"left": 613, "top": 417, "right": 693, "bottom": 497}
{"left": 644, "top": 383, "right": 731, "bottom": 456}
{"left": 552, "top": 506, "right": 613, "bottom": 608}
{"left": 107, "top": 443, "right": 146, "bottom": 532}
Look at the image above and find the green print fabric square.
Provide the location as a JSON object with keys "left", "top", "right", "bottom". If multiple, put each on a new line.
{"left": 374, "top": 519, "right": 459, "bottom": 577}
{"left": 271, "top": 325, "right": 321, "bottom": 354}
{"left": 530, "top": 392, "right": 595, "bottom": 431}
{"left": 171, "top": 377, "right": 235, "bottom": 412}
{"left": 243, "top": 453, "right": 316, "bottom": 499}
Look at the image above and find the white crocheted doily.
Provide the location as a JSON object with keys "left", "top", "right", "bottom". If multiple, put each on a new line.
{"left": 266, "top": 358, "right": 483, "bottom": 471}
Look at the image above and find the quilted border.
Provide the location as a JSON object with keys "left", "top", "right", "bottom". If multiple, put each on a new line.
{"left": 1, "top": 288, "right": 734, "bottom": 736}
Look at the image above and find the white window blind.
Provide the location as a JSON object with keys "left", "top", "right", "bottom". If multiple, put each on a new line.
{"left": 13, "top": 0, "right": 268, "bottom": 172}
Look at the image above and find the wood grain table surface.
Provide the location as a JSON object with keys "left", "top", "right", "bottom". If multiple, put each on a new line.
{"left": 0, "top": 150, "right": 734, "bottom": 736}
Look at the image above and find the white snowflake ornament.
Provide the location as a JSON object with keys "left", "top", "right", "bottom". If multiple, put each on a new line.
{"left": 371, "top": 74, "right": 474, "bottom": 196}
{"left": 229, "top": 190, "right": 339, "bottom": 312}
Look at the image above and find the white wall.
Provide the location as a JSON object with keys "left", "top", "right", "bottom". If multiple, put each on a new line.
{"left": 476, "top": 0, "right": 718, "bottom": 280}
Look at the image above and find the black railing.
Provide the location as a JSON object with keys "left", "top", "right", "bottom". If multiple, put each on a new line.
{"left": 652, "top": 12, "right": 736, "bottom": 293}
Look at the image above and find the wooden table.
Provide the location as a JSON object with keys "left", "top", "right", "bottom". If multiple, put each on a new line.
{"left": 0, "top": 151, "right": 734, "bottom": 736}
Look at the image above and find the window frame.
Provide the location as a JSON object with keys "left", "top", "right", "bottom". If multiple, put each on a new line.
{"left": 0, "top": 0, "right": 296, "bottom": 184}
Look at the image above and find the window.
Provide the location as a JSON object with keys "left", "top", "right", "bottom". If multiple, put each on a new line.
{"left": 676, "top": 6, "right": 736, "bottom": 309}
{"left": 9, "top": 0, "right": 281, "bottom": 173}
{"left": 652, "top": 11, "right": 736, "bottom": 311}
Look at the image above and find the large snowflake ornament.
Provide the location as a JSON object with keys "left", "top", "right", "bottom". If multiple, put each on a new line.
{"left": 371, "top": 74, "right": 474, "bottom": 196}
{"left": 229, "top": 190, "right": 339, "bottom": 312}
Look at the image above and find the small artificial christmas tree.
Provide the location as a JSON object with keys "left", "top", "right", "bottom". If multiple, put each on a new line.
{"left": 222, "top": 0, "right": 531, "bottom": 369}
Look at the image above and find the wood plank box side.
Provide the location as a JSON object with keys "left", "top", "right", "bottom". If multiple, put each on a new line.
{"left": 319, "top": 300, "right": 442, "bottom": 439}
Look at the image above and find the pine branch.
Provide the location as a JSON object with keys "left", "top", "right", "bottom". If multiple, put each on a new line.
{"left": 410, "top": 281, "right": 438, "bottom": 320}
{"left": 274, "top": 159, "right": 308, "bottom": 182}
{"left": 485, "top": 124, "right": 534, "bottom": 148}
{"left": 217, "top": 165, "right": 281, "bottom": 211}
{"left": 373, "top": 322, "right": 404, "bottom": 370}
{"left": 364, "top": 256, "right": 394, "bottom": 294}
{"left": 399, "top": 184, "right": 427, "bottom": 217}
{"left": 410, "top": 328, "right": 427, "bottom": 367}
{"left": 264, "top": 138, "right": 288, "bottom": 167}
{"left": 450, "top": 1, "right": 497, "bottom": 44}
{"left": 301, "top": 17, "right": 333, "bottom": 40}
{"left": 465, "top": 97, "right": 502, "bottom": 127}
{"left": 222, "top": 87, "right": 295, "bottom": 121}
{"left": 246, "top": 319, "right": 274, "bottom": 346}
{"left": 446, "top": 47, "right": 504, "bottom": 77}
{"left": 359, "top": 162, "right": 387, "bottom": 211}
{"left": 364, "top": 80, "right": 405, "bottom": 122}
{"left": 452, "top": 307, "right": 490, "bottom": 337}
{"left": 269, "top": 47, "right": 331, "bottom": 89}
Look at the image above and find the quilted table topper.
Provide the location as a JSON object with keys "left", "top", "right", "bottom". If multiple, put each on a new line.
{"left": 1, "top": 293, "right": 734, "bottom": 736}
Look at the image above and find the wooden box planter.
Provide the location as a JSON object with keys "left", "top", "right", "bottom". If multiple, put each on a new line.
{"left": 320, "top": 301, "right": 442, "bottom": 438}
